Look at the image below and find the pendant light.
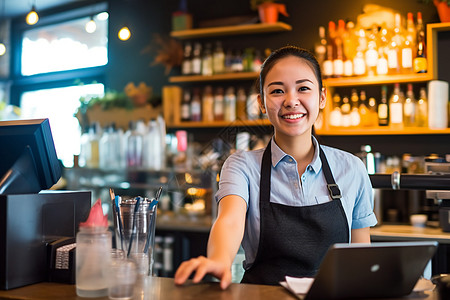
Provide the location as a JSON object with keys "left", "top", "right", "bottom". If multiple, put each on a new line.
{"left": 118, "top": 25, "right": 131, "bottom": 41}
{"left": 85, "top": 16, "right": 96, "bottom": 33}
{"left": 26, "top": 1, "right": 39, "bottom": 26}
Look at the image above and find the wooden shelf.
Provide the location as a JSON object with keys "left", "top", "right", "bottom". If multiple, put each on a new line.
{"left": 170, "top": 22, "right": 292, "bottom": 39}
{"left": 323, "top": 73, "right": 434, "bottom": 87}
{"left": 169, "top": 72, "right": 258, "bottom": 83}
{"left": 167, "top": 119, "right": 272, "bottom": 128}
{"left": 316, "top": 127, "right": 450, "bottom": 136}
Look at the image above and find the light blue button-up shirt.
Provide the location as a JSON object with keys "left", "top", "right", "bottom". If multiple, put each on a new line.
{"left": 215, "top": 136, "right": 378, "bottom": 269}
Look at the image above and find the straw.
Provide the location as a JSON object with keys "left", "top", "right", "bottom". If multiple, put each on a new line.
{"left": 143, "top": 187, "right": 162, "bottom": 254}
{"left": 115, "top": 196, "right": 125, "bottom": 251}
{"left": 127, "top": 196, "right": 142, "bottom": 257}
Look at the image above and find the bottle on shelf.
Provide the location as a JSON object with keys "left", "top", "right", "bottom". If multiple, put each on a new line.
{"left": 377, "top": 24, "right": 390, "bottom": 75}
{"left": 246, "top": 86, "right": 260, "bottom": 120}
{"left": 343, "top": 21, "right": 356, "bottom": 77}
{"left": 231, "top": 50, "right": 244, "bottom": 72}
{"left": 389, "top": 83, "right": 404, "bottom": 128}
{"left": 213, "top": 87, "right": 225, "bottom": 121}
{"left": 388, "top": 13, "right": 404, "bottom": 74}
{"left": 340, "top": 95, "right": 351, "bottom": 127}
{"left": 413, "top": 12, "right": 427, "bottom": 73}
{"left": 224, "top": 87, "right": 237, "bottom": 121}
{"left": 378, "top": 85, "right": 389, "bottom": 126}
{"left": 181, "top": 89, "right": 191, "bottom": 122}
{"left": 201, "top": 43, "right": 213, "bottom": 76}
{"left": 368, "top": 96, "right": 379, "bottom": 127}
{"left": 329, "top": 93, "right": 342, "bottom": 127}
{"left": 181, "top": 42, "right": 192, "bottom": 75}
{"left": 350, "top": 89, "right": 361, "bottom": 126}
{"left": 224, "top": 49, "right": 233, "bottom": 73}
{"left": 252, "top": 50, "right": 263, "bottom": 72}
{"left": 314, "top": 26, "right": 327, "bottom": 70}
{"left": 402, "top": 12, "right": 415, "bottom": 74}
{"left": 365, "top": 25, "right": 379, "bottom": 77}
{"left": 236, "top": 87, "right": 247, "bottom": 120}
{"left": 86, "top": 122, "right": 100, "bottom": 168}
{"left": 323, "top": 21, "right": 336, "bottom": 79}
{"left": 191, "top": 42, "right": 202, "bottom": 75}
{"left": 213, "top": 41, "right": 225, "bottom": 74}
{"left": 190, "top": 88, "right": 202, "bottom": 121}
{"left": 242, "top": 48, "right": 254, "bottom": 72}
{"left": 202, "top": 85, "right": 214, "bottom": 122}
{"left": 416, "top": 87, "right": 428, "bottom": 127}
{"left": 126, "top": 120, "right": 145, "bottom": 168}
{"left": 403, "top": 83, "right": 416, "bottom": 127}
{"left": 359, "top": 90, "right": 371, "bottom": 127}
{"left": 353, "top": 28, "right": 367, "bottom": 76}
{"left": 333, "top": 19, "right": 345, "bottom": 78}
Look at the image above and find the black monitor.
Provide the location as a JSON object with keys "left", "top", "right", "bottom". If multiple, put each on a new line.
{"left": 0, "top": 118, "right": 62, "bottom": 195}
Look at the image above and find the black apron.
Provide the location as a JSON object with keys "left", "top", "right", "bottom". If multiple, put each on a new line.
{"left": 241, "top": 141, "right": 349, "bottom": 285}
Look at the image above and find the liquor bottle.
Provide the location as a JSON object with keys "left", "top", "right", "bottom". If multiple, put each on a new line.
{"left": 378, "top": 85, "right": 389, "bottom": 126}
{"left": 389, "top": 83, "right": 404, "bottom": 127}
{"left": 191, "top": 42, "right": 202, "bottom": 75}
{"left": 350, "top": 89, "right": 361, "bottom": 126}
{"left": 252, "top": 50, "right": 263, "bottom": 72}
{"left": 242, "top": 48, "right": 254, "bottom": 72}
{"left": 246, "top": 86, "right": 260, "bottom": 120}
{"left": 213, "top": 41, "right": 225, "bottom": 74}
{"left": 342, "top": 21, "right": 355, "bottom": 77}
{"left": 353, "top": 28, "right": 367, "bottom": 76}
{"left": 365, "top": 25, "right": 379, "bottom": 76}
{"left": 368, "top": 97, "right": 379, "bottom": 127}
{"left": 224, "top": 87, "right": 236, "bottom": 121}
{"left": 415, "top": 87, "right": 428, "bottom": 127}
{"left": 314, "top": 26, "right": 327, "bottom": 70}
{"left": 231, "top": 50, "right": 244, "bottom": 72}
{"left": 402, "top": 12, "right": 415, "bottom": 74}
{"left": 224, "top": 49, "right": 233, "bottom": 73}
{"left": 333, "top": 20, "right": 345, "bottom": 78}
{"left": 329, "top": 93, "right": 342, "bottom": 127}
{"left": 236, "top": 87, "right": 247, "bottom": 120}
{"left": 181, "top": 42, "right": 192, "bottom": 75}
{"left": 213, "top": 87, "right": 225, "bottom": 121}
{"left": 388, "top": 14, "right": 404, "bottom": 74}
{"left": 377, "top": 24, "right": 390, "bottom": 75}
{"left": 202, "top": 85, "right": 214, "bottom": 122}
{"left": 340, "top": 95, "right": 351, "bottom": 127}
{"left": 201, "top": 43, "right": 213, "bottom": 76}
{"left": 190, "top": 88, "right": 202, "bottom": 121}
{"left": 413, "top": 12, "right": 427, "bottom": 73}
{"left": 403, "top": 83, "right": 416, "bottom": 127}
{"left": 181, "top": 89, "right": 191, "bottom": 122}
{"left": 359, "top": 90, "right": 371, "bottom": 127}
{"left": 323, "top": 21, "right": 336, "bottom": 79}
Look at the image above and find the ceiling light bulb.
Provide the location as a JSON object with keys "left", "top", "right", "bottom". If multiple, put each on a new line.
{"left": 26, "top": 6, "right": 39, "bottom": 25}
{"left": 85, "top": 18, "right": 96, "bottom": 33}
{"left": 0, "top": 43, "right": 5, "bottom": 56}
{"left": 118, "top": 26, "right": 131, "bottom": 41}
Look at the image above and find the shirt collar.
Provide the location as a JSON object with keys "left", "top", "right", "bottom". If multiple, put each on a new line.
{"left": 270, "top": 136, "right": 322, "bottom": 173}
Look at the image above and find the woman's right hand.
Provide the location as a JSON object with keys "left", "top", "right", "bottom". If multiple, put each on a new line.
{"left": 174, "top": 255, "right": 232, "bottom": 290}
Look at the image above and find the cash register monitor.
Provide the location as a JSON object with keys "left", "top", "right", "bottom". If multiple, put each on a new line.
{"left": 0, "top": 118, "right": 61, "bottom": 194}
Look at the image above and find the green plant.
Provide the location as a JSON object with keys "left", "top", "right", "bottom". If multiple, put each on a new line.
{"left": 250, "top": 0, "right": 281, "bottom": 10}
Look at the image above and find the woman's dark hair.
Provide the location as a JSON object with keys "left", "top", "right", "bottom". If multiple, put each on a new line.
{"left": 257, "top": 45, "right": 323, "bottom": 97}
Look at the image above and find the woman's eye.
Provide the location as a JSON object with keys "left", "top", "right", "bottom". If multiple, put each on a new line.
{"left": 299, "top": 86, "right": 310, "bottom": 92}
{"left": 270, "top": 88, "right": 284, "bottom": 94}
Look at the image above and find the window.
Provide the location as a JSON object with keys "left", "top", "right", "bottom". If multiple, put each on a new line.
{"left": 10, "top": 2, "right": 108, "bottom": 168}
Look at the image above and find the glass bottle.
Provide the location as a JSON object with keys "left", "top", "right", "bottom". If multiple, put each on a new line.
{"left": 201, "top": 43, "right": 213, "bottom": 76}
{"left": 246, "top": 86, "right": 260, "bottom": 120}
{"left": 224, "top": 86, "right": 236, "bottom": 122}
{"left": 389, "top": 83, "right": 404, "bottom": 128}
{"left": 333, "top": 20, "right": 345, "bottom": 78}
{"left": 181, "top": 89, "right": 191, "bottom": 122}
{"left": 329, "top": 93, "right": 342, "bottom": 127}
{"left": 213, "top": 87, "right": 225, "bottom": 121}
{"left": 340, "top": 95, "right": 351, "bottom": 127}
{"left": 314, "top": 26, "right": 327, "bottom": 70}
{"left": 350, "top": 89, "right": 361, "bottom": 126}
{"left": 190, "top": 88, "right": 202, "bottom": 121}
{"left": 378, "top": 85, "right": 389, "bottom": 126}
{"left": 213, "top": 41, "right": 225, "bottom": 74}
{"left": 416, "top": 87, "right": 428, "bottom": 127}
{"left": 343, "top": 21, "right": 357, "bottom": 75}
{"left": 368, "top": 97, "right": 378, "bottom": 127}
{"left": 365, "top": 25, "right": 379, "bottom": 76}
{"left": 359, "top": 90, "right": 370, "bottom": 127}
{"left": 191, "top": 42, "right": 202, "bottom": 75}
{"left": 252, "top": 50, "right": 263, "bottom": 72}
{"left": 402, "top": 12, "right": 415, "bottom": 74}
{"left": 413, "top": 12, "right": 427, "bottom": 73}
{"left": 127, "top": 120, "right": 145, "bottom": 168}
{"left": 353, "top": 28, "right": 367, "bottom": 76}
{"left": 87, "top": 122, "right": 100, "bottom": 169}
{"left": 236, "top": 87, "right": 247, "bottom": 120}
{"left": 181, "top": 42, "right": 192, "bottom": 75}
{"left": 403, "top": 83, "right": 416, "bottom": 127}
{"left": 202, "top": 85, "right": 214, "bottom": 122}
{"left": 388, "top": 13, "right": 404, "bottom": 74}
{"left": 76, "top": 226, "right": 112, "bottom": 297}
{"left": 323, "top": 21, "right": 335, "bottom": 79}
{"left": 231, "top": 50, "right": 244, "bottom": 72}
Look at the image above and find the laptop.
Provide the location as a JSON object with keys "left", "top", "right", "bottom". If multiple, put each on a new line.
{"left": 304, "top": 241, "right": 438, "bottom": 300}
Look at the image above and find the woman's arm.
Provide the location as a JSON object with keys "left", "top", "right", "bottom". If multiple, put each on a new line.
{"left": 351, "top": 227, "right": 371, "bottom": 243}
{"left": 174, "top": 195, "right": 247, "bottom": 290}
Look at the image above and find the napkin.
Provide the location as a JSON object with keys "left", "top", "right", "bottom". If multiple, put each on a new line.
{"left": 279, "top": 276, "right": 314, "bottom": 299}
{"left": 79, "top": 198, "right": 108, "bottom": 227}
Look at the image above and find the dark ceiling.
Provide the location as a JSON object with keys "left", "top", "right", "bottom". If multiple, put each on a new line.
{"left": 2, "top": 0, "right": 78, "bottom": 18}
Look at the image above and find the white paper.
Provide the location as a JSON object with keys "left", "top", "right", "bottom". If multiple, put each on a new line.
{"left": 280, "top": 276, "right": 314, "bottom": 298}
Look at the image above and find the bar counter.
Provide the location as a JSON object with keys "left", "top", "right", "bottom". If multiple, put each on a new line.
{"left": 0, "top": 277, "right": 439, "bottom": 300}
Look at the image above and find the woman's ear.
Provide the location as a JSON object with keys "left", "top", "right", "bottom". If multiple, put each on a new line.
{"left": 257, "top": 94, "right": 266, "bottom": 114}
{"left": 319, "top": 87, "right": 327, "bottom": 109}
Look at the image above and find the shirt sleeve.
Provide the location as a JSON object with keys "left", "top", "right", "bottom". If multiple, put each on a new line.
{"left": 214, "top": 151, "right": 250, "bottom": 207}
{"left": 351, "top": 157, "right": 378, "bottom": 229}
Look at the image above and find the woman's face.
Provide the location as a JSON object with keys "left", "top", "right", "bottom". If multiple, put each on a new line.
{"left": 258, "top": 55, "right": 326, "bottom": 139}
